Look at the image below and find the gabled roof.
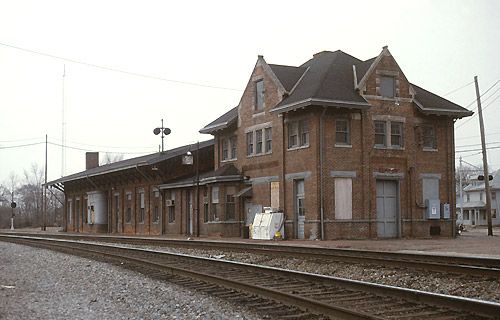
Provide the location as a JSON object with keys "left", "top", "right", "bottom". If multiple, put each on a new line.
{"left": 268, "top": 64, "right": 307, "bottom": 92}
{"left": 412, "top": 83, "right": 473, "bottom": 118}
{"left": 199, "top": 106, "right": 238, "bottom": 134}
{"left": 47, "top": 140, "right": 214, "bottom": 186}
{"left": 271, "top": 50, "right": 370, "bottom": 113}
{"left": 202, "top": 47, "right": 472, "bottom": 133}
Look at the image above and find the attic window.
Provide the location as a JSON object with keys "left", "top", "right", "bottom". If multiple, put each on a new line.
{"left": 380, "top": 76, "right": 395, "bottom": 98}
{"left": 255, "top": 79, "right": 264, "bottom": 111}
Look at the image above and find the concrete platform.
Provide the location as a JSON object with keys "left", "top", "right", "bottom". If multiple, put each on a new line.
{"left": 4, "top": 226, "right": 500, "bottom": 258}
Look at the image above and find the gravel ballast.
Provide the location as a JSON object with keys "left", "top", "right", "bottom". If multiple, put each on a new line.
{"left": 0, "top": 242, "right": 262, "bottom": 320}
{"left": 114, "top": 244, "right": 500, "bottom": 304}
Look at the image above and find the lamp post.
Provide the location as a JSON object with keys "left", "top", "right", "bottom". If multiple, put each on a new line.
{"left": 153, "top": 119, "right": 171, "bottom": 153}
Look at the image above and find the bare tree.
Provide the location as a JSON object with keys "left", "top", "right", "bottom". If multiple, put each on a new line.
{"left": 100, "top": 153, "right": 124, "bottom": 165}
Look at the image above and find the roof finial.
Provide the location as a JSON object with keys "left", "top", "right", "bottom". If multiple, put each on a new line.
{"left": 383, "top": 45, "right": 388, "bottom": 50}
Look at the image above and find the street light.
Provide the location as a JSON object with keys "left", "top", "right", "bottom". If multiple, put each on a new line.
{"left": 153, "top": 119, "right": 171, "bottom": 153}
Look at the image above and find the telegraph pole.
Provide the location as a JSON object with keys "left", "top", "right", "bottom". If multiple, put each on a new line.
{"left": 459, "top": 157, "right": 463, "bottom": 224}
{"left": 474, "top": 76, "right": 493, "bottom": 236}
{"left": 43, "top": 134, "right": 48, "bottom": 231}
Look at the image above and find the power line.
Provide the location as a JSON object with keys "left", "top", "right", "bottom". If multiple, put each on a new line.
{"left": 0, "top": 140, "right": 154, "bottom": 155}
{"left": 455, "top": 145, "right": 500, "bottom": 153}
{"left": 47, "top": 142, "right": 154, "bottom": 155}
{"left": 456, "top": 141, "right": 500, "bottom": 149}
{"left": 443, "top": 80, "right": 474, "bottom": 96}
{"left": 0, "top": 41, "right": 242, "bottom": 92}
{"left": 0, "top": 142, "right": 44, "bottom": 149}
{"left": 455, "top": 78, "right": 500, "bottom": 129}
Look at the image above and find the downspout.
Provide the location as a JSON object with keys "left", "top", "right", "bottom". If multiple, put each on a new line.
{"left": 320, "top": 107, "right": 327, "bottom": 240}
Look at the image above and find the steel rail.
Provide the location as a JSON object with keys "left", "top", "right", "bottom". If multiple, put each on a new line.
{"left": 4, "top": 232, "right": 500, "bottom": 278}
{"left": 1, "top": 234, "right": 500, "bottom": 319}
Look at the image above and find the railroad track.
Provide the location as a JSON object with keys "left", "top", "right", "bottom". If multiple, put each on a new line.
{"left": 5, "top": 232, "right": 500, "bottom": 278}
{"left": 1, "top": 234, "right": 499, "bottom": 320}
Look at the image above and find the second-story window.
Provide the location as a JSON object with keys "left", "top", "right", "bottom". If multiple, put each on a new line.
{"left": 246, "top": 132, "right": 254, "bottom": 156}
{"left": 374, "top": 121, "right": 386, "bottom": 147}
{"left": 335, "top": 119, "right": 350, "bottom": 145}
{"left": 255, "top": 79, "right": 264, "bottom": 111}
{"left": 374, "top": 121, "right": 404, "bottom": 148}
{"left": 288, "top": 120, "right": 309, "bottom": 149}
{"left": 265, "top": 127, "right": 272, "bottom": 153}
{"left": 256, "top": 130, "right": 263, "bottom": 154}
{"left": 246, "top": 127, "right": 272, "bottom": 156}
{"left": 390, "top": 122, "right": 404, "bottom": 147}
{"left": 230, "top": 136, "right": 237, "bottom": 159}
{"left": 222, "top": 139, "right": 229, "bottom": 160}
{"left": 422, "top": 124, "right": 437, "bottom": 149}
{"left": 222, "top": 136, "right": 237, "bottom": 161}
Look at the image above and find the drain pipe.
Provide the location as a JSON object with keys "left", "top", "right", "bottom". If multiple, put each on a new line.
{"left": 319, "top": 107, "right": 327, "bottom": 240}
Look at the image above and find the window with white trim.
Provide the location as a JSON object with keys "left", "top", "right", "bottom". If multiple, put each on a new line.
{"left": 374, "top": 121, "right": 404, "bottom": 148}
{"left": 222, "top": 135, "right": 237, "bottom": 161}
{"left": 246, "top": 132, "right": 253, "bottom": 156}
{"left": 335, "top": 119, "right": 350, "bottom": 145}
{"left": 256, "top": 130, "right": 263, "bottom": 154}
{"left": 288, "top": 119, "right": 309, "bottom": 149}
{"left": 246, "top": 127, "right": 272, "bottom": 156}
{"left": 125, "top": 192, "right": 132, "bottom": 223}
{"left": 265, "top": 127, "right": 272, "bottom": 153}
{"left": 138, "top": 190, "right": 145, "bottom": 223}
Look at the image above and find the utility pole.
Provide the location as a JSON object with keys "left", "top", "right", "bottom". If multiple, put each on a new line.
{"left": 474, "top": 76, "right": 493, "bottom": 236}
{"left": 43, "top": 134, "right": 48, "bottom": 231}
{"left": 10, "top": 191, "right": 15, "bottom": 230}
{"left": 459, "top": 157, "right": 463, "bottom": 224}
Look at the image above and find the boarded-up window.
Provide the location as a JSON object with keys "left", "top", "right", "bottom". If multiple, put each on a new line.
{"left": 380, "top": 76, "right": 395, "bottom": 98}
{"left": 422, "top": 178, "right": 439, "bottom": 202}
{"left": 255, "top": 80, "right": 264, "bottom": 111}
{"left": 335, "top": 178, "right": 352, "bottom": 219}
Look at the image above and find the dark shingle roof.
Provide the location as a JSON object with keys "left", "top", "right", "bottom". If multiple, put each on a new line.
{"left": 158, "top": 164, "right": 241, "bottom": 189}
{"left": 271, "top": 50, "right": 370, "bottom": 113}
{"left": 412, "top": 83, "right": 473, "bottom": 118}
{"left": 355, "top": 57, "right": 376, "bottom": 81}
{"left": 199, "top": 106, "right": 238, "bottom": 134}
{"left": 268, "top": 64, "right": 307, "bottom": 92}
{"left": 47, "top": 140, "right": 214, "bottom": 186}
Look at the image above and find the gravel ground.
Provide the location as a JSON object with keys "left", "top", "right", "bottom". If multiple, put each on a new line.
{"left": 0, "top": 242, "right": 263, "bottom": 320}
{"left": 119, "top": 244, "right": 500, "bottom": 304}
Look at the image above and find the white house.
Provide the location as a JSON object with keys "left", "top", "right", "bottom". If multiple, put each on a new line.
{"left": 457, "top": 171, "right": 500, "bottom": 226}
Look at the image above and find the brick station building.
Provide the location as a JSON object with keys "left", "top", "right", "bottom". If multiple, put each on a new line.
{"left": 50, "top": 46, "right": 472, "bottom": 239}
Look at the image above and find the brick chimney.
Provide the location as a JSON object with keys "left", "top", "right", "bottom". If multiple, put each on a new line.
{"left": 86, "top": 152, "right": 99, "bottom": 170}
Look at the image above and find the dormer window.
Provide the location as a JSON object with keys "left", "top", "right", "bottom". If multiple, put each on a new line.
{"left": 255, "top": 79, "right": 264, "bottom": 111}
{"left": 380, "top": 76, "right": 395, "bottom": 98}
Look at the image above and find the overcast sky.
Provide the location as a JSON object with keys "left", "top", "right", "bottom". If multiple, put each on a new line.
{"left": 1, "top": 0, "right": 499, "bottom": 185}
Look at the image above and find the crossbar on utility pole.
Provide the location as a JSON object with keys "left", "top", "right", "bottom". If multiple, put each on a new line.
{"left": 474, "top": 76, "right": 493, "bottom": 236}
